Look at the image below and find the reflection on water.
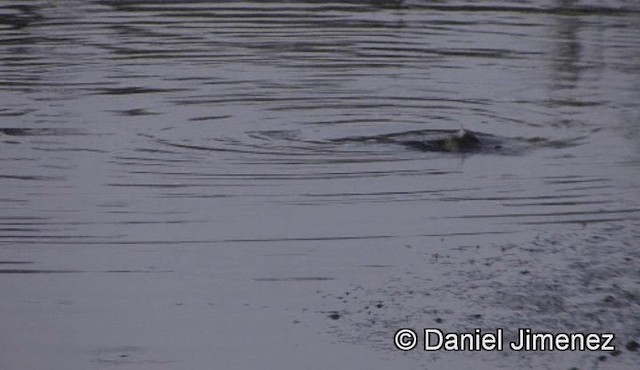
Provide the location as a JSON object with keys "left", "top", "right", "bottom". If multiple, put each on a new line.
{"left": 1, "top": 0, "right": 639, "bottom": 369}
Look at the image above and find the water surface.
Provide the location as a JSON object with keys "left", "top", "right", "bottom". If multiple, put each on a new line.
{"left": 1, "top": 1, "right": 639, "bottom": 369}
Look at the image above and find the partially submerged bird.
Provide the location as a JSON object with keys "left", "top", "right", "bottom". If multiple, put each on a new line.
{"left": 401, "top": 127, "right": 481, "bottom": 153}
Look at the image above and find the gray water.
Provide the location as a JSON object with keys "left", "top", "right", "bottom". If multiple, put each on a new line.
{"left": 1, "top": 1, "right": 639, "bottom": 369}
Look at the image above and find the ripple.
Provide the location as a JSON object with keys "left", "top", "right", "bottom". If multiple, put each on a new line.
{"left": 1, "top": 2, "right": 639, "bottom": 368}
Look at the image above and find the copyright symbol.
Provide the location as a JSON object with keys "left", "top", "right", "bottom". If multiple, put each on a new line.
{"left": 394, "top": 328, "right": 417, "bottom": 351}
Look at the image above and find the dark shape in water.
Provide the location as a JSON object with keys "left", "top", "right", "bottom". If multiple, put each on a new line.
{"left": 251, "top": 128, "right": 582, "bottom": 156}
{"left": 329, "top": 127, "right": 511, "bottom": 154}
{"left": 401, "top": 128, "right": 483, "bottom": 153}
